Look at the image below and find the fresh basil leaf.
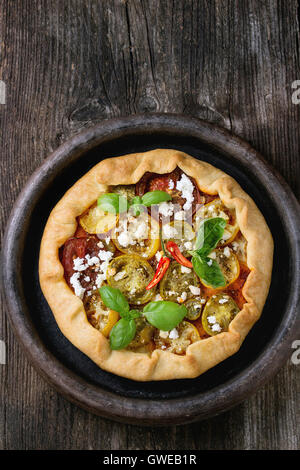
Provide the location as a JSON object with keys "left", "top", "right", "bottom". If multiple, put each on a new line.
{"left": 99, "top": 285, "right": 129, "bottom": 314}
{"left": 192, "top": 254, "right": 226, "bottom": 289}
{"left": 195, "top": 217, "right": 226, "bottom": 256}
{"left": 109, "top": 318, "right": 136, "bottom": 350}
{"left": 97, "top": 193, "right": 128, "bottom": 213}
{"left": 143, "top": 301, "right": 187, "bottom": 331}
{"left": 141, "top": 190, "right": 172, "bottom": 207}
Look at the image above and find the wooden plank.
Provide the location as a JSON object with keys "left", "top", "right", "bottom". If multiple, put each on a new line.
{"left": 0, "top": 0, "right": 299, "bottom": 450}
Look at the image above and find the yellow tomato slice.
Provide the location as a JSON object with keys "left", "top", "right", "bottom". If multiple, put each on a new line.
{"left": 200, "top": 247, "right": 240, "bottom": 289}
{"left": 101, "top": 309, "right": 119, "bottom": 337}
{"left": 112, "top": 213, "right": 160, "bottom": 259}
{"left": 194, "top": 198, "right": 239, "bottom": 245}
{"left": 79, "top": 204, "right": 117, "bottom": 235}
{"left": 202, "top": 294, "right": 240, "bottom": 335}
{"left": 84, "top": 293, "right": 119, "bottom": 336}
{"left": 154, "top": 321, "right": 200, "bottom": 354}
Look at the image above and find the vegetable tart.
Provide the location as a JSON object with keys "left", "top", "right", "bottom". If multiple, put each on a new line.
{"left": 39, "top": 149, "right": 273, "bottom": 381}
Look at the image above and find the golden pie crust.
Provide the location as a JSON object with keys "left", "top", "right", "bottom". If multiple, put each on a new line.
{"left": 39, "top": 149, "right": 273, "bottom": 381}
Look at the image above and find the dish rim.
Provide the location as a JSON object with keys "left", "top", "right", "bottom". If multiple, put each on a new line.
{"left": 2, "top": 113, "right": 300, "bottom": 425}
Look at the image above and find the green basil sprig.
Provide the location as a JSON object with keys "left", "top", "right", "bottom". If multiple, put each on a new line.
{"left": 99, "top": 285, "right": 187, "bottom": 350}
{"left": 189, "top": 217, "right": 227, "bottom": 289}
{"left": 98, "top": 190, "right": 171, "bottom": 215}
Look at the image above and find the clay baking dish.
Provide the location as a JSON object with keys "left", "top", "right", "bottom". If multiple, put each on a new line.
{"left": 2, "top": 114, "right": 300, "bottom": 425}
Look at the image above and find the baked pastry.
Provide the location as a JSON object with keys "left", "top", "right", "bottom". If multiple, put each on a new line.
{"left": 39, "top": 149, "right": 273, "bottom": 381}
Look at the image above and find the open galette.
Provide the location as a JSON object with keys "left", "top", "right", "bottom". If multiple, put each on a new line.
{"left": 39, "top": 149, "right": 273, "bottom": 381}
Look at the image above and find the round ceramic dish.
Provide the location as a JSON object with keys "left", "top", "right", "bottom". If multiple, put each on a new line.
{"left": 2, "top": 114, "right": 300, "bottom": 425}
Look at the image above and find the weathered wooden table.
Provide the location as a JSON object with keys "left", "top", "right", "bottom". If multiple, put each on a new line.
{"left": 0, "top": 0, "right": 299, "bottom": 450}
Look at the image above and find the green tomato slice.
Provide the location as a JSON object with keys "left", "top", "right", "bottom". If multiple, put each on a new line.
{"left": 107, "top": 254, "right": 156, "bottom": 305}
{"left": 184, "top": 299, "right": 204, "bottom": 320}
{"left": 202, "top": 294, "right": 240, "bottom": 336}
{"left": 126, "top": 317, "right": 155, "bottom": 351}
{"left": 159, "top": 261, "right": 200, "bottom": 302}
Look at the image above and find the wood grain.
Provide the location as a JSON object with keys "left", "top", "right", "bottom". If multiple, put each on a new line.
{"left": 0, "top": 0, "right": 299, "bottom": 450}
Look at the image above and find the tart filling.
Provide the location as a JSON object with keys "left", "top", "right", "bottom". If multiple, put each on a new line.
{"left": 39, "top": 149, "right": 273, "bottom": 381}
{"left": 61, "top": 169, "right": 250, "bottom": 355}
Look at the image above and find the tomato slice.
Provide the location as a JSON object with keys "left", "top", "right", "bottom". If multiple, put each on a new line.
{"left": 127, "top": 317, "right": 155, "bottom": 351}
{"left": 202, "top": 294, "right": 240, "bottom": 335}
{"left": 61, "top": 235, "right": 115, "bottom": 289}
{"left": 135, "top": 168, "right": 205, "bottom": 214}
{"left": 62, "top": 237, "right": 87, "bottom": 284}
{"left": 184, "top": 299, "right": 204, "bottom": 320}
{"left": 194, "top": 198, "right": 239, "bottom": 246}
{"left": 200, "top": 248, "right": 240, "bottom": 290}
{"left": 160, "top": 261, "right": 200, "bottom": 302}
{"left": 106, "top": 254, "right": 156, "bottom": 305}
{"left": 79, "top": 204, "right": 117, "bottom": 235}
{"left": 84, "top": 292, "right": 119, "bottom": 337}
{"left": 112, "top": 213, "right": 160, "bottom": 259}
{"left": 154, "top": 321, "right": 200, "bottom": 354}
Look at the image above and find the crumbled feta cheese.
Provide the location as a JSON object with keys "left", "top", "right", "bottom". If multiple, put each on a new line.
{"left": 159, "top": 330, "right": 169, "bottom": 339}
{"left": 158, "top": 201, "right": 174, "bottom": 217}
{"left": 176, "top": 173, "right": 194, "bottom": 211}
{"left": 174, "top": 210, "right": 186, "bottom": 221}
{"left": 70, "top": 272, "right": 85, "bottom": 299}
{"left": 98, "top": 250, "right": 113, "bottom": 262}
{"left": 114, "top": 271, "right": 126, "bottom": 281}
{"left": 184, "top": 241, "right": 193, "bottom": 250}
{"left": 232, "top": 241, "right": 239, "bottom": 251}
{"left": 87, "top": 256, "right": 100, "bottom": 266}
{"left": 193, "top": 303, "right": 202, "bottom": 309}
{"left": 95, "top": 273, "right": 106, "bottom": 288}
{"left": 181, "top": 266, "right": 191, "bottom": 274}
{"left": 169, "top": 328, "right": 179, "bottom": 340}
{"left": 155, "top": 251, "right": 162, "bottom": 263}
{"left": 154, "top": 294, "right": 163, "bottom": 301}
{"left": 223, "top": 246, "right": 231, "bottom": 258}
{"left": 189, "top": 285, "right": 201, "bottom": 295}
{"left": 219, "top": 297, "right": 229, "bottom": 304}
{"left": 117, "top": 231, "right": 132, "bottom": 247}
{"left": 211, "top": 323, "right": 222, "bottom": 332}
{"left": 207, "top": 315, "right": 217, "bottom": 324}
{"left": 135, "top": 221, "right": 148, "bottom": 238}
{"left": 168, "top": 179, "right": 174, "bottom": 189}
{"left": 97, "top": 241, "right": 104, "bottom": 248}
{"left": 162, "top": 224, "right": 178, "bottom": 239}
{"left": 177, "top": 291, "right": 187, "bottom": 302}
{"left": 207, "top": 259, "right": 213, "bottom": 266}
{"left": 73, "top": 257, "right": 88, "bottom": 272}
{"left": 84, "top": 276, "right": 90, "bottom": 282}
{"left": 105, "top": 236, "right": 111, "bottom": 244}
{"left": 209, "top": 251, "right": 216, "bottom": 259}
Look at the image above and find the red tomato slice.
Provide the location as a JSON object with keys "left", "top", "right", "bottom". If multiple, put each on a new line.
{"left": 61, "top": 236, "right": 101, "bottom": 288}
{"left": 135, "top": 168, "right": 206, "bottom": 214}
